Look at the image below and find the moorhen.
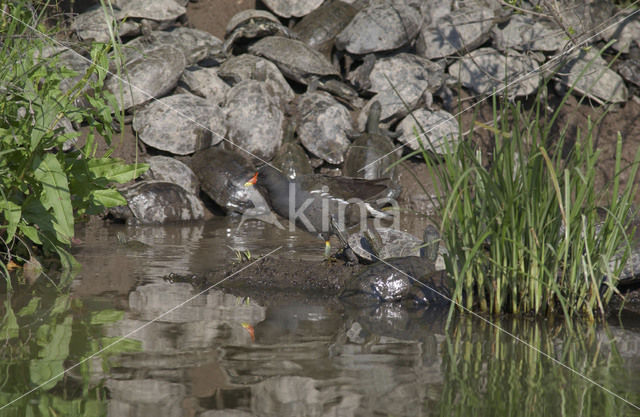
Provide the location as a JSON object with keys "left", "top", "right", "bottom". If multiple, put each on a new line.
{"left": 248, "top": 164, "right": 399, "bottom": 257}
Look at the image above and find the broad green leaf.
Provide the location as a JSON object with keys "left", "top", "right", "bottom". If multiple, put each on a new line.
{"left": 55, "top": 247, "right": 80, "bottom": 275}
{"left": 51, "top": 294, "right": 70, "bottom": 316}
{"left": 91, "top": 188, "right": 127, "bottom": 208}
{"left": 0, "top": 200, "right": 21, "bottom": 241}
{"left": 33, "top": 153, "right": 73, "bottom": 244}
{"left": 99, "top": 336, "right": 142, "bottom": 354}
{"left": 30, "top": 359, "right": 64, "bottom": 391}
{"left": 17, "top": 296, "right": 41, "bottom": 317}
{"left": 37, "top": 315, "right": 72, "bottom": 360}
{"left": 18, "top": 222, "right": 42, "bottom": 244}
{"left": 1, "top": 300, "right": 19, "bottom": 340}
{"left": 90, "top": 309, "right": 124, "bottom": 325}
{"left": 87, "top": 158, "right": 148, "bottom": 183}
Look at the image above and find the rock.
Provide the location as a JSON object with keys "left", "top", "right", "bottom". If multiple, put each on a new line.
{"left": 132, "top": 93, "right": 225, "bottom": 155}
{"left": 416, "top": 7, "right": 494, "bottom": 59}
{"left": 448, "top": 47, "right": 540, "bottom": 98}
{"left": 492, "top": 14, "right": 569, "bottom": 52}
{"left": 601, "top": 14, "right": 640, "bottom": 53}
{"left": 556, "top": 48, "right": 628, "bottom": 103}
{"left": 395, "top": 109, "right": 460, "bottom": 155}
{"left": 617, "top": 59, "right": 640, "bottom": 88}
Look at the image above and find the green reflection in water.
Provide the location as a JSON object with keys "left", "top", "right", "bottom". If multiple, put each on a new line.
{"left": 0, "top": 276, "right": 139, "bottom": 416}
{"left": 440, "top": 315, "right": 640, "bottom": 416}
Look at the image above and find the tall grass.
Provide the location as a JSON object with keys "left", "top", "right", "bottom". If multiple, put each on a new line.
{"left": 408, "top": 78, "right": 640, "bottom": 320}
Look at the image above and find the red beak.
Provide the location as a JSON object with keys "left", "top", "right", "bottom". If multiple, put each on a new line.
{"left": 244, "top": 172, "right": 258, "bottom": 186}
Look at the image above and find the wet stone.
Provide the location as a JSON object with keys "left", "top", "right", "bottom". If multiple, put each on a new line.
{"left": 110, "top": 181, "right": 205, "bottom": 224}
{"left": 106, "top": 45, "right": 187, "bottom": 111}
{"left": 396, "top": 109, "right": 460, "bottom": 155}
{"left": 416, "top": 7, "right": 494, "bottom": 59}
{"left": 556, "top": 48, "right": 628, "bottom": 104}
{"left": 335, "top": 1, "right": 421, "bottom": 55}
{"left": 447, "top": 47, "right": 540, "bottom": 98}
{"left": 142, "top": 156, "right": 199, "bottom": 195}
{"left": 217, "top": 54, "right": 295, "bottom": 104}
{"left": 261, "top": 0, "right": 324, "bottom": 18}
{"left": 132, "top": 93, "right": 225, "bottom": 155}
{"left": 179, "top": 66, "right": 229, "bottom": 105}
{"left": 295, "top": 91, "right": 353, "bottom": 165}
{"left": 492, "top": 14, "right": 568, "bottom": 52}
{"left": 224, "top": 80, "right": 284, "bottom": 162}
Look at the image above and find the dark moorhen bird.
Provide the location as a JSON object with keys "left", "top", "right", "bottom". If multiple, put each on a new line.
{"left": 248, "top": 164, "right": 399, "bottom": 257}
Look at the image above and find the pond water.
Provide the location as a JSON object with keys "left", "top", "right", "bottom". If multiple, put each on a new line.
{"left": 3, "top": 217, "right": 640, "bottom": 416}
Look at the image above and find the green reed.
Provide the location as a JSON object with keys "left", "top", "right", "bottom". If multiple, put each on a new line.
{"left": 406, "top": 79, "right": 640, "bottom": 319}
{"left": 439, "top": 315, "right": 637, "bottom": 416}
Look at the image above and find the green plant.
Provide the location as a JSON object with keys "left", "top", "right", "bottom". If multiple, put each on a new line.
{"left": 0, "top": 1, "right": 147, "bottom": 282}
{"left": 406, "top": 68, "right": 639, "bottom": 320}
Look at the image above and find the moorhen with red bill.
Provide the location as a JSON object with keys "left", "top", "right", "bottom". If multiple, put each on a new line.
{"left": 248, "top": 164, "right": 399, "bottom": 257}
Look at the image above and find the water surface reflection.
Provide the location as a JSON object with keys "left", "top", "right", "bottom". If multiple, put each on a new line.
{"left": 2, "top": 219, "right": 640, "bottom": 416}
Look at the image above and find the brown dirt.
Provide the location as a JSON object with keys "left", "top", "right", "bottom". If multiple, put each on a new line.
{"left": 185, "top": 0, "right": 256, "bottom": 40}
{"left": 210, "top": 255, "right": 367, "bottom": 294}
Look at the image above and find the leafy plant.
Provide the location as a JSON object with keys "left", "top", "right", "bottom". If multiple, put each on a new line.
{"left": 0, "top": 1, "right": 147, "bottom": 280}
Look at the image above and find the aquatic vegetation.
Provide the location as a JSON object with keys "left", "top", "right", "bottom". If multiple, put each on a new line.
{"left": 407, "top": 49, "right": 640, "bottom": 319}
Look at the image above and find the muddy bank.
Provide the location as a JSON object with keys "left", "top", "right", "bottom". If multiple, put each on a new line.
{"left": 210, "top": 255, "right": 367, "bottom": 294}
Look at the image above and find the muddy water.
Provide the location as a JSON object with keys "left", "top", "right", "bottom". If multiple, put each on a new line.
{"left": 4, "top": 218, "right": 640, "bottom": 416}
